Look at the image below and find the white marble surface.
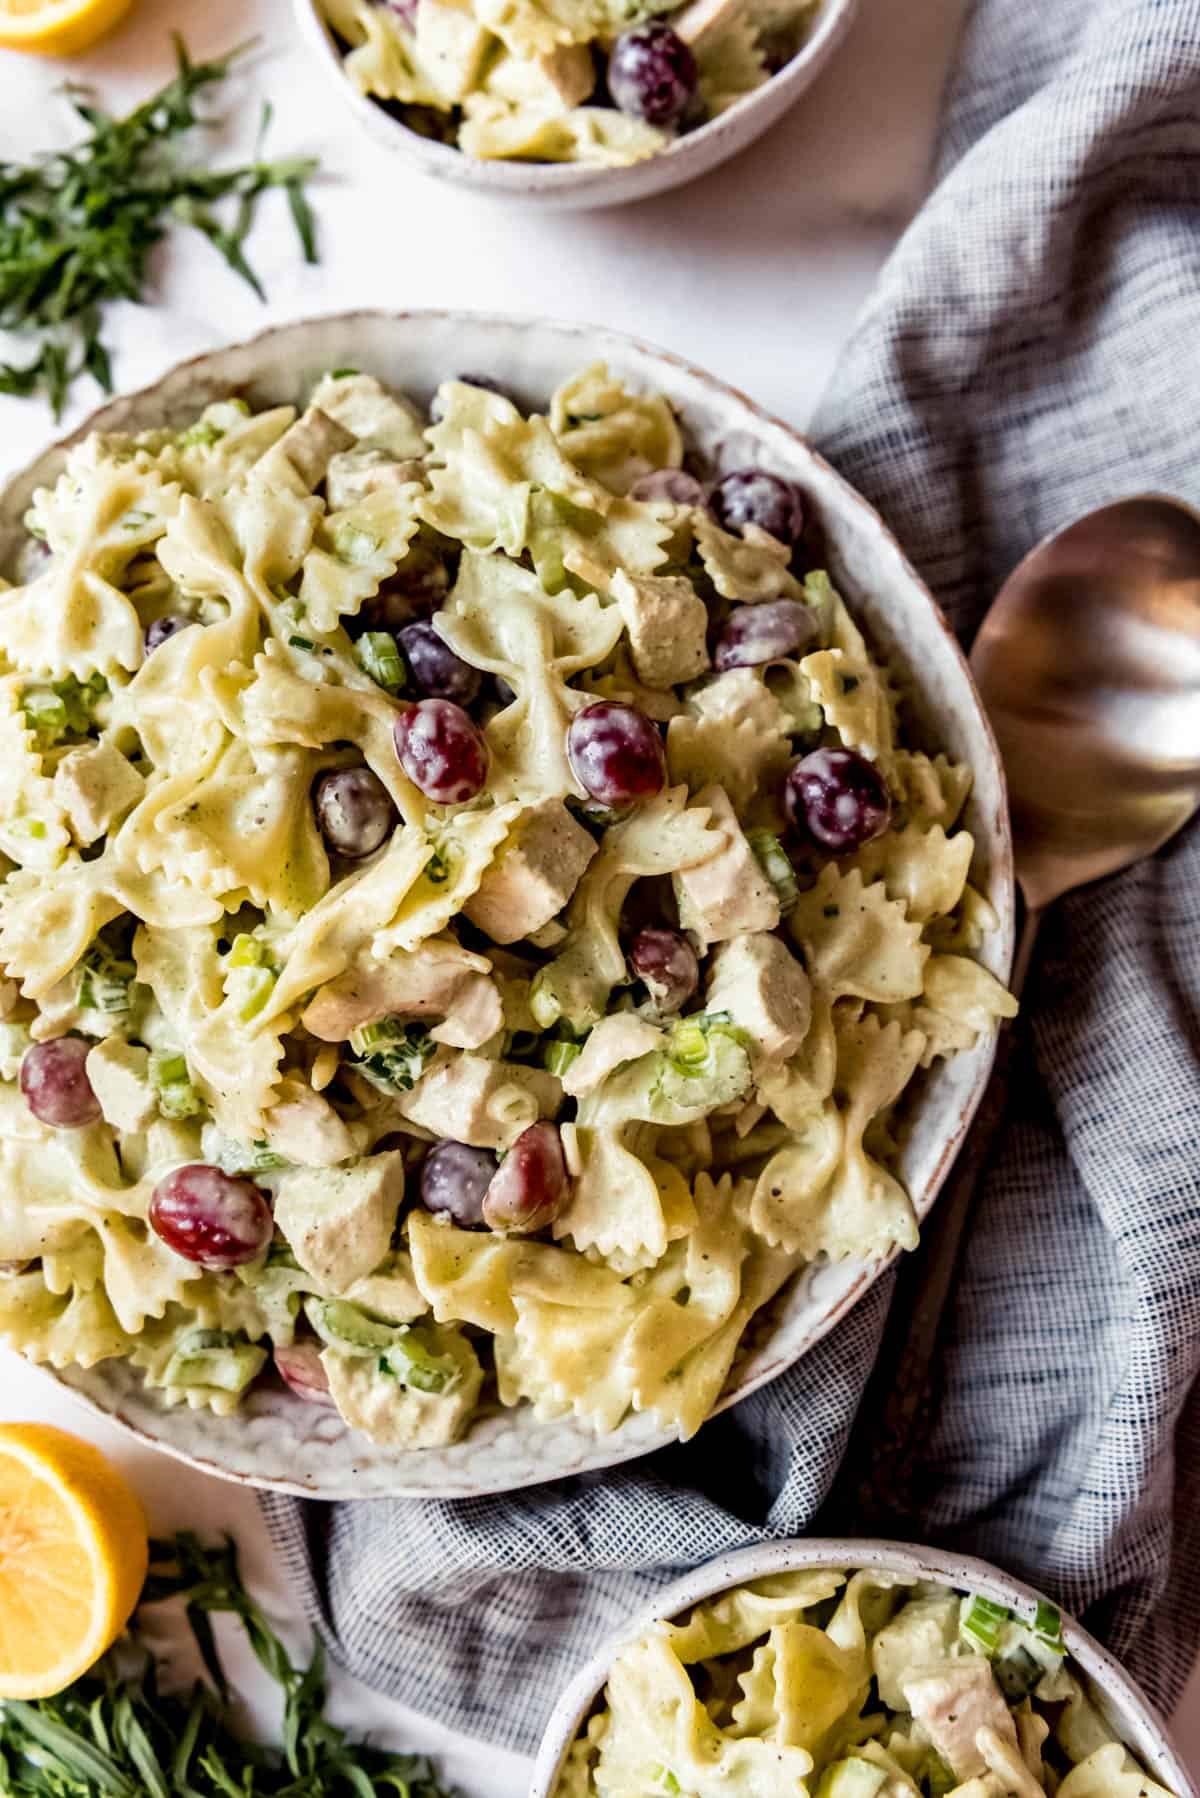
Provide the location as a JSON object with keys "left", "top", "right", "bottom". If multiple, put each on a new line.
{"left": 0, "top": 0, "right": 1196, "bottom": 1783}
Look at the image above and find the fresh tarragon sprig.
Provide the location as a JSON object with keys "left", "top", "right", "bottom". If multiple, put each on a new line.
{"left": 0, "top": 37, "right": 319, "bottom": 416}
{"left": 0, "top": 1532, "right": 455, "bottom": 1796}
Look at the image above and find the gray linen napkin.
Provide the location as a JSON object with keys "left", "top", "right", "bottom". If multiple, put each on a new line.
{"left": 261, "top": 0, "right": 1200, "bottom": 1752}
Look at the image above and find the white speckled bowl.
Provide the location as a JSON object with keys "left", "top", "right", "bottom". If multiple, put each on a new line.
{"left": 530, "top": 1539, "right": 1200, "bottom": 1798}
{"left": 0, "top": 311, "right": 1013, "bottom": 1498}
{"left": 292, "top": 0, "right": 859, "bottom": 209}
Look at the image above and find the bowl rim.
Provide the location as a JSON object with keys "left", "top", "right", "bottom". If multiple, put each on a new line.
{"left": 290, "top": 0, "right": 860, "bottom": 197}
{"left": 0, "top": 308, "right": 1014, "bottom": 1497}
{"left": 528, "top": 1537, "right": 1200, "bottom": 1798}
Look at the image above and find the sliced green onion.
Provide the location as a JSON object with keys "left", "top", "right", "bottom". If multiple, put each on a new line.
{"left": 1033, "top": 1599, "right": 1063, "bottom": 1649}
{"left": 334, "top": 524, "right": 379, "bottom": 565}
{"left": 176, "top": 418, "right": 224, "bottom": 449}
{"left": 350, "top": 1017, "right": 434, "bottom": 1094}
{"left": 747, "top": 829, "right": 799, "bottom": 915}
{"left": 543, "top": 1038, "right": 582, "bottom": 1078}
{"left": 349, "top": 1018, "right": 401, "bottom": 1055}
{"left": 650, "top": 1769, "right": 680, "bottom": 1796}
{"left": 960, "top": 1593, "right": 1010, "bottom": 1656}
{"left": 77, "top": 943, "right": 135, "bottom": 1015}
{"left": 328, "top": 367, "right": 359, "bottom": 378}
{"left": 288, "top": 634, "right": 315, "bottom": 652}
{"left": 227, "top": 933, "right": 267, "bottom": 969}
{"left": 357, "top": 630, "right": 406, "bottom": 694}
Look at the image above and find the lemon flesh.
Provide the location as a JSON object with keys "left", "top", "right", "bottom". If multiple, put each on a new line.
{"left": 0, "top": 0, "right": 133, "bottom": 57}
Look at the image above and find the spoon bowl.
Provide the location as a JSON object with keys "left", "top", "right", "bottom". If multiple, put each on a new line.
{"left": 970, "top": 494, "right": 1200, "bottom": 918}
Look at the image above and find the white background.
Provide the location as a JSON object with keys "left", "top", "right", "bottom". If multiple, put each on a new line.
{"left": 0, "top": 0, "right": 1196, "bottom": 1783}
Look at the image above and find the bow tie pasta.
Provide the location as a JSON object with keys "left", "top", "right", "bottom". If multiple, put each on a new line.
{"left": 0, "top": 360, "right": 1014, "bottom": 1450}
{"left": 319, "top": 0, "right": 827, "bottom": 172}
{"left": 559, "top": 1572, "right": 1178, "bottom": 1798}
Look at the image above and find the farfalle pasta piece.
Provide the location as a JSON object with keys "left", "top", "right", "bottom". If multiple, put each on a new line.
{"left": 730, "top": 1622, "right": 869, "bottom": 1751}
{"left": 550, "top": 363, "right": 684, "bottom": 494}
{"left": 848, "top": 821, "right": 975, "bottom": 923}
{"left": 801, "top": 590, "right": 896, "bottom": 771}
{"left": 0, "top": 857, "right": 125, "bottom": 997}
{"left": 554, "top": 1117, "right": 691, "bottom": 1266}
{"left": 667, "top": 666, "right": 795, "bottom": 818}
{"left": 436, "top": 551, "right": 622, "bottom": 801}
{"left": 340, "top": 0, "right": 447, "bottom": 103}
{"left": 408, "top": 1206, "right": 628, "bottom": 1333}
{"left": 878, "top": 954, "right": 1018, "bottom": 1068}
{"left": 373, "top": 804, "right": 522, "bottom": 956}
{"left": 0, "top": 676, "right": 72, "bottom": 871}
{"left": 892, "top": 749, "right": 973, "bottom": 830}
{"left": 598, "top": 1634, "right": 817, "bottom": 1798}
{"left": 695, "top": 12, "right": 768, "bottom": 114}
{"left": 298, "top": 477, "right": 424, "bottom": 633}
{"left": 789, "top": 864, "right": 929, "bottom": 1005}
{"left": 751, "top": 1014, "right": 926, "bottom": 1259}
{"left": 533, "top": 786, "right": 720, "bottom": 1031}
{"left": 666, "top": 1570, "right": 848, "bottom": 1664}
{"left": 691, "top": 512, "right": 803, "bottom": 603}
{"left": 0, "top": 1266, "right": 131, "bottom": 1370}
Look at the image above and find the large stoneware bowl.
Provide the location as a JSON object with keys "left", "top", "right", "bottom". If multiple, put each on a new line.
{"left": 530, "top": 1540, "right": 1198, "bottom": 1798}
{"left": 0, "top": 312, "right": 1013, "bottom": 1497}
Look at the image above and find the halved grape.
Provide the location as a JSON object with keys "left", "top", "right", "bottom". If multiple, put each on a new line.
{"left": 149, "top": 1164, "right": 273, "bottom": 1270}
{"left": 628, "top": 927, "right": 699, "bottom": 1015}
{"left": 20, "top": 1037, "right": 100, "bottom": 1128}
{"left": 629, "top": 469, "right": 706, "bottom": 507}
{"left": 608, "top": 22, "right": 698, "bottom": 126}
{"left": 782, "top": 746, "right": 891, "bottom": 851}
{"left": 398, "top": 619, "right": 482, "bottom": 705}
{"left": 145, "top": 615, "right": 189, "bottom": 654}
{"left": 274, "top": 1341, "right": 336, "bottom": 1406}
{"left": 394, "top": 698, "right": 488, "bottom": 804}
{"left": 482, "top": 1123, "right": 569, "bottom": 1234}
{"left": 713, "top": 600, "right": 817, "bottom": 671}
{"left": 420, "top": 1139, "right": 498, "bottom": 1227}
{"left": 313, "top": 767, "right": 396, "bottom": 859}
{"left": 710, "top": 469, "right": 805, "bottom": 546}
{"left": 567, "top": 701, "right": 666, "bottom": 806}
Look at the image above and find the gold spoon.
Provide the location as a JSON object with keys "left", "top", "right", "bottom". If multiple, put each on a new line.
{"left": 847, "top": 493, "right": 1200, "bottom": 1524}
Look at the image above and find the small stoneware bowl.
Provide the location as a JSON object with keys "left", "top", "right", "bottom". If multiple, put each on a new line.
{"left": 291, "top": 0, "right": 859, "bottom": 209}
{"left": 529, "top": 1539, "right": 1199, "bottom": 1798}
{"left": 0, "top": 311, "right": 1012, "bottom": 1498}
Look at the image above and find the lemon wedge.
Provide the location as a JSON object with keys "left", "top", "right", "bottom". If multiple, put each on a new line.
{"left": 0, "top": 1423, "right": 148, "bottom": 1698}
{"left": 0, "top": 0, "right": 132, "bottom": 56}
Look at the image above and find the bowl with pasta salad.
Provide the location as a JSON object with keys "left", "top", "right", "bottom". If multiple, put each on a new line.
{"left": 293, "top": 0, "right": 859, "bottom": 206}
{"left": 531, "top": 1540, "right": 1197, "bottom": 1798}
{"left": 0, "top": 311, "right": 1013, "bottom": 1497}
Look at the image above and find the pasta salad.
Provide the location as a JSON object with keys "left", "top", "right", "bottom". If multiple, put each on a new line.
{"left": 559, "top": 1569, "right": 1177, "bottom": 1798}
{"left": 318, "top": 0, "right": 823, "bottom": 167}
{"left": 0, "top": 360, "right": 1014, "bottom": 1450}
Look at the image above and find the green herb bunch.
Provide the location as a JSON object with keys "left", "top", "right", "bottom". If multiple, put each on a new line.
{"left": 0, "top": 38, "right": 319, "bottom": 415}
{"left": 0, "top": 1532, "right": 455, "bottom": 1797}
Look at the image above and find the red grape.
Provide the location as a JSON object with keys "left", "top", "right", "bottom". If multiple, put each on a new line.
{"left": 628, "top": 927, "right": 699, "bottom": 1014}
{"left": 313, "top": 767, "right": 396, "bottom": 858}
{"left": 713, "top": 600, "right": 817, "bottom": 670}
{"left": 482, "top": 1123, "right": 569, "bottom": 1234}
{"left": 783, "top": 747, "right": 891, "bottom": 852}
{"left": 150, "top": 1164, "right": 273, "bottom": 1270}
{"left": 567, "top": 701, "right": 665, "bottom": 807}
{"left": 394, "top": 699, "right": 488, "bottom": 804}
{"left": 20, "top": 1038, "right": 100, "bottom": 1128}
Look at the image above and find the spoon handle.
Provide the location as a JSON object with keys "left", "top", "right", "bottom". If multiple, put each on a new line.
{"left": 834, "top": 904, "right": 1041, "bottom": 1529}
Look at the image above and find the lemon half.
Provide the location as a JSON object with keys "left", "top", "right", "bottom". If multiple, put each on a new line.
{"left": 0, "top": 0, "right": 133, "bottom": 57}
{"left": 0, "top": 1423, "right": 148, "bottom": 1699}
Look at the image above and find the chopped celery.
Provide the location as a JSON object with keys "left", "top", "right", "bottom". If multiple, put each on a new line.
{"left": 234, "top": 966, "right": 276, "bottom": 1021}
{"left": 357, "top": 630, "right": 407, "bottom": 694}
{"left": 307, "top": 1297, "right": 399, "bottom": 1354}
{"left": 162, "top": 1328, "right": 267, "bottom": 1394}
{"left": 20, "top": 688, "right": 67, "bottom": 741}
{"left": 381, "top": 1327, "right": 462, "bottom": 1395}
{"left": 150, "top": 1049, "right": 205, "bottom": 1120}
{"left": 7, "top": 816, "right": 46, "bottom": 840}
{"left": 959, "top": 1593, "right": 1010, "bottom": 1656}
{"left": 1033, "top": 1599, "right": 1064, "bottom": 1650}
{"left": 21, "top": 671, "right": 108, "bottom": 744}
{"left": 77, "top": 942, "right": 135, "bottom": 1015}
{"left": 649, "top": 1769, "right": 680, "bottom": 1795}
{"left": 176, "top": 417, "right": 224, "bottom": 449}
{"left": 746, "top": 829, "right": 799, "bottom": 914}
{"left": 543, "top": 1038, "right": 582, "bottom": 1077}
{"left": 227, "top": 933, "right": 268, "bottom": 969}
{"left": 815, "top": 1758, "right": 888, "bottom": 1798}
{"left": 350, "top": 1017, "right": 434, "bottom": 1094}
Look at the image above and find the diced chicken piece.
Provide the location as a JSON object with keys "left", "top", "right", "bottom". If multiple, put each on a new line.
{"left": 308, "top": 371, "right": 427, "bottom": 458}
{"left": 562, "top": 1013, "right": 663, "bottom": 1096}
{"left": 0, "top": 978, "right": 18, "bottom": 1020}
{"left": 397, "top": 1054, "right": 560, "bottom": 1149}
{"left": 671, "top": 0, "right": 745, "bottom": 45}
{"left": 705, "top": 931, "right": 810, "bottom": 1064}
{"left": 611, "top": 569, "right": 710, "bottom": 690}
{"left": 322, "top": 1325, "right": 482, "bottom": 1446}
{"left": 258, "top": 406, "right": 356, "bottom": 492}
{"left": 902, "top": 1660, "right": 1020, "bottom": 1784}
{"left": 539, "top": 42, "right": 594, "bottom": 105}
{"left": 429, "top": 975, "right": 504, "bottom": 1049}
{"left": 85, "top": 1038, "right": 157, "bottom": 1133}
{"left": 872, "top": 1594, "right": 960, "bottom": 1710}
{"left": 264, "top": 1077, "right": 364, "bottom": 1167}
{"left": 463, "top": 800, "right": 597, "bottom": 945}
{"left": 325, "top": 448, "right": 425, "bottom": 511}
{"left": 673, "top": 785, "right": 780, "bottom": 948}
{"left": 301, "top": 941, "right": 494, "bottom": 1042}
{"left": 416, "top": 0, "right": 492, "bottom": 100}
{"left": 343, "top": 1256, "right": 427, "bottom": 1323}
{"left": 53, "top": 741, "right": 144, "bottom": 845}
{"left": 272, "top": 1150, "right": 406, "bottom": 1291}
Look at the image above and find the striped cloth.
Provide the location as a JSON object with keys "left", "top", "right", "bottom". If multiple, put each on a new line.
{"left": 262, "top": 0, "right": 1200, "bottom": 1753}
